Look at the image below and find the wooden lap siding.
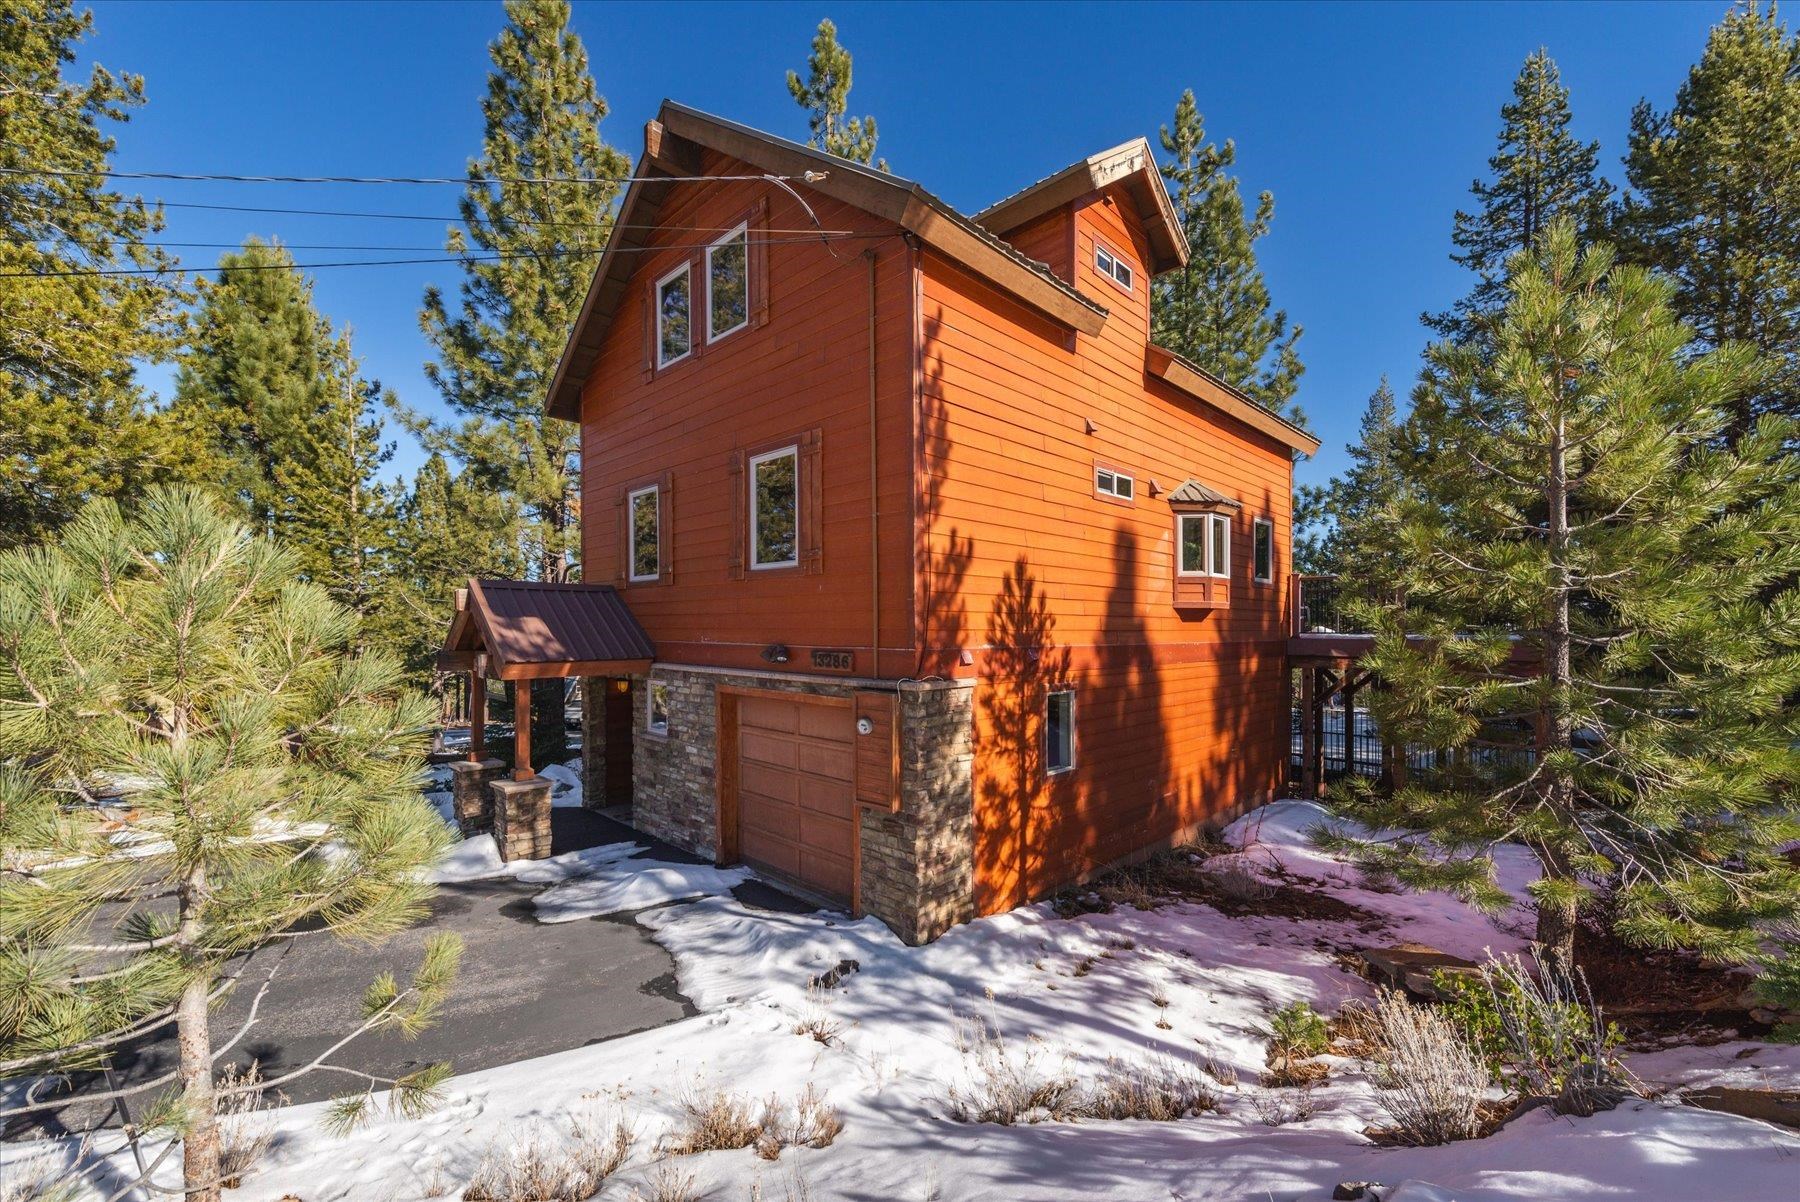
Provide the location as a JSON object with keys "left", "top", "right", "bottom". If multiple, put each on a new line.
{"left": 918, "top": 188, "right": 1294, "bottom": 915}
{"left": 578, "top": 147, "right": 915, "bottom": 678}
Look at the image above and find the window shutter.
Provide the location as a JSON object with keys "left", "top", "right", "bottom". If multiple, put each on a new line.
{"left": 800, "top": 429, "right": 823, "bottom": 575}
{"left": 727, "top": 449, "right": 746, "bottom": 580}
{"left": 657, "top": 470, "right": 674, "bottom": 583}
{"left": 749, "top": 197, "right": 770, "bottom": 329}
{"left": 641, "top": 284, "right": 655, "bottom": 381}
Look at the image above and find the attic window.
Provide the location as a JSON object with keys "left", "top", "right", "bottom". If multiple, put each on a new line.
{"left": 1095, "top": 465, "right": 1134, "bottom": 501}
{"left": 1095, "top": 243, "right": 1133, "bottom": 293}
{"left": 656, "top": 263, "right": 692, "bottom": 367}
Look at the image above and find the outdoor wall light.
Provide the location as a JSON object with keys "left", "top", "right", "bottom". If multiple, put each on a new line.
{"left": 761, "top": 643, "right": 790, "bottom": 664}
{"left": 857, "top": 716, "right": 875, "bottom": 735}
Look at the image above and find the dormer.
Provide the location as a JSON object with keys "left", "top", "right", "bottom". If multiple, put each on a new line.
{"left": 974, "top": 139, "right": 1187, "bottom": 331}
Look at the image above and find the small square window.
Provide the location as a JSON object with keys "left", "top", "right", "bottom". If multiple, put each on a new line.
{"left": 1095, "top": 466, "right": 1134, "bottom": 501}
{"left": 628, "top": 485, "right": 659, "bottom": 582}
{"left": 646, "top": 679, "right": 669, "bottom": 735}
{"left": 1253, "top": 518, "right": 1273, "bottom": 583}
{"left": 707, "top": 224, "right": 749, "bottom": 341}
{"left": 656, "top": 264, "right": 691, "bottom": 367}
{"left": 1046, "top": 689, "right": 1075, "bottom": 774}
{"left": 749, "top": 446, "right": 799, "bottom": 569}
{"left": 1095, "top": 243, "right": 1133, "bottom": 292}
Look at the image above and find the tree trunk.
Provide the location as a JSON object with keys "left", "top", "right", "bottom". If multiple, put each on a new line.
{"left": 1534, "top": 875, "right": 1579, "bottom": 978}
{"left": 1538, "top": 409, "right": 1579, "bottom": 977}
{"left": 176, "top": 971, "right": 220, "bottom": 1202}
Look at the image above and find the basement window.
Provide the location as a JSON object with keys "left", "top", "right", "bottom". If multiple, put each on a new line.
{"left": 749, "top": 445, "right": 799, "bottom": 569}
{"left": 1178, "top": 512, "right": 1231, "bottom": 578}
{"left": 1046, "top": 689, "right": 1075, "bottom": 775}
{"left": 646, "top": 679, "right": 669, "bottom": 736}
{"left": 1253, "top": 518, "right": 1273, "bottom": 583}
{"left": 628, "top": 485, "right": 660, "bottom": 582}
{"left": 656, "top": 263, "right": 692, "bottom": 367}
{"left": 1095, "top": 243, "right": 1134, "bottom": 293}
{"left": 1095, "top": 465, "right": 1134, "bottom": 502}
{"left": 707, "top": 223, "right": 750, "bottom": 342}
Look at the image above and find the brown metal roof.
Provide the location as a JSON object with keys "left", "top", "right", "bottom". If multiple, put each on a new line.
{"left": 440, "top": 579, "right": 654, "bottom": 681}
{"left": 1166, "top": 479, "right": 1242, "bottom": 509}
{"left": 974, "top": 138, "right": 1189, "bottom": 276}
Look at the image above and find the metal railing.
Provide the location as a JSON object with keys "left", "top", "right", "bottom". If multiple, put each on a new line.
{"left": 1292, "top": 574, "right": 1351, "bottom": 636}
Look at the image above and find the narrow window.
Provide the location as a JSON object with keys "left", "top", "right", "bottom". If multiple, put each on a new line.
{"left": 1046, "top": 689, "right": 1075, "bottom": 774}
{"left": 1095, "top": 466, "right": 1134, "bottom": 501}
{"left": 749, "top": 446, "right": 799, "bottom": 569}
{"left": 646, "top": 679, "right": 669, "bottom": 735}
{"left": 1209, "top": 513, "right": 1231, "bottom": 578}
{"left": 707, "top": 223, "right": 749, "bottom": 341}
{"left": 1178, "top": 513, "right": 1208, "bottom": 576}
{"left": 656, "top": 263, "right": 691, "bottom": 367}
{"left": 627, "top": 485, "right": 659, "bottom": 582}
{"left": 1253, "top": 518, "right": 1273, "bottom": 583}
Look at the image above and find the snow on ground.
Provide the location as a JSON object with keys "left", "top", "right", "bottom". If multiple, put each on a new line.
{"left": 10, "top": 798, "right": 1797, "bottom": 1202}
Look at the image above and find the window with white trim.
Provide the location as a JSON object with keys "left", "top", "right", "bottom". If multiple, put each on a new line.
{"left": 1046, "top": 689, "right": 1075, "bottom": 774}
{"left": 707, "top": 223, "right": 749, "bottom": 341}
{"left": 656, "top": 263, "right": 691, "bottom": 367}
{"left": 1095, "top": 466, "right": 1134, "bottom": 501}
{"left": 1178, "top": 512, "right": 1232, "bottom": 577}
{"left": 646, "top": 679, "right": 669, "bottom": 735}
{"left": 1252, "top": 518, "right": 1273, "bottom": 583}
{"left": 749, "top": 445, "right": 799, "bottom": 569}
{"left": 1095, "top": 243, "right": 1134, "bottom": 292}
{"left": 627, "top": 485, "right": 659, "bottom": 582}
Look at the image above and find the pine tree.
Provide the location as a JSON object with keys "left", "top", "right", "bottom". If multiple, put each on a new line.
{"left": 1426, "top": 50, "right": 1613, "bottom": 344}
{"left": 273, "top": 330, "right": 398, "bottom": 621}
{"left": 0, "top": 489, "right": 461, "bottom": 1202}
{"left": 1325, "top": 221, "right": 1800, "bottom": 974}
{"left": 0, "top": 0, "right": 200, "bottom": 547}
{"left": 786, "top": 18, "right": 883, "bottom": 168}
{"left": 1294, "top": 377, "right": 1404, "bottom": 578}
{"left": 418, "top": 0, "right": 629, "bottom": 582}
{"left": 1618, "top": 2, "right": 1800, "bottom": 438}
{"left": 1152, "top": 90, "right": 1305, "bottom": 421}
{"left": 172, "top": 239, "right": 335, "bottom": 535}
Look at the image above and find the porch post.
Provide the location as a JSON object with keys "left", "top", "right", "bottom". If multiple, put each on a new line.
{"left": 1342, "top": 674, "right": 1359, "bottom": 782}
{"left": 513, "top": 677, "right": 534, "bottom": 781}
{"left": 1299, "top": 666, "right": 1317, "bottom": 798}
{"left": 469, "top": 670, "right": 487, "bottom": 763}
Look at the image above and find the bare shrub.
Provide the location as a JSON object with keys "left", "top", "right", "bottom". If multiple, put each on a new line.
{"left": 791, "top": 982, "right": 844, "bottom": 1046}
{"left": 753, "top": 1085, "right": 844, "bottom": 1160}
{"left": 1330, "top": 998, "right": 1381, "bottom": 1049}
{"left": 215, "top": 1062, "right": 285, "bottom": 1189}
{"left": 1369, "top": 989, "right": 1490, "bottom": 1145}
{"left": 630, "top": 1161, "right": 700, "bottom": 1202}
{"left": 1249, "top": 1082, "right": 1318, "bottom": 1126}
{"left": 663, "top": 1085, "right": 763, "bottom": 1155}
{"left": 1200, "top": 859, "right": 1274, "bottom": 904}
{"left": 944, "top": 1019, "right": 1079, "bottom": 1124}
{"left": 0, "top": 1142, "right": 86, "bottom": 1202}
{"left": 1077, "top": 1055, "right": 1218, "bottom": 1121}
{"left": 1202, "top": 1058, "right": 1239, "bottom": 1087}
{"left": 463, "top": 1108, "right": 635, "bottom": 1201}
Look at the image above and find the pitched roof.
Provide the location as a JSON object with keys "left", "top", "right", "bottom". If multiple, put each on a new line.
{"left": 1165, "top": 478, "right": 1241, "bottom": 509}
{"left": 1144, "top": 344, "right": 1321, "bottom": 457}
{"left": 441, "top": 579, "right": 654, "bottom": 680}
{"left": 544, "top": 101, "right": 1109, "bottom": 421}
{"left": 974, "top": 139, "right": 1188, "bottom": 275}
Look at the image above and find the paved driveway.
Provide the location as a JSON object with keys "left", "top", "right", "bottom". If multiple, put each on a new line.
{"left": 11, "top": 810, "right": 783, "bottom": 1137}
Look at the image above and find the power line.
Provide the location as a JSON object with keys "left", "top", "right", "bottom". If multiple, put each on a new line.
{"left": 0, "top": 166, "right": 830, "bottom": 188}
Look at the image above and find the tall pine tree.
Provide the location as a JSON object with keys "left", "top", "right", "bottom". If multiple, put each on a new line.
{"left": 1618, "top": 2, "right": 1799, "bottom": 438}
{"left": 1152, "top": 90, "right": 1305, "bottom": 422}
{"left": 1294, "top": 377, "right": 1404, "bottom": 579}
{"left": 1327, "top": 221, "right": 1800, "bottom": 974}
{"left": 0, "top": 0, "right": 199, "bottom": 547}
{"left": 1425, "top": 50, "right": 1613, "bottom": 344}
{"left": 418, "top": 0, "right": 629, "bottom": 583}
{"left": 786, "top": 17, "right": 883, "bottom": 168}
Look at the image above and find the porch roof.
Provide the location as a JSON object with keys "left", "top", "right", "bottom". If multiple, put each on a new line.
{"left": 438, "top": 578, "right": 655, "bottom": 681}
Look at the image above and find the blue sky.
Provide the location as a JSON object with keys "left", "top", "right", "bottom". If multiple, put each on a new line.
{"left": 83, "top": 0, "right": 1724, "bottom": 490}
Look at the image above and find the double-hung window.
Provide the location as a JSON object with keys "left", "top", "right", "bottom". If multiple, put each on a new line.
{"left": 627, "top": 485, "right": 660, "bottom": 582}
{"left": 656, "top": 263, "right": 692, "bottom": 367}
{"left": 707, "top": 223, "right": 749, "bottom": 342}
{"left": 749, "top": 446, "right": 799, "bottom": 569}
{"left": 1178, "top": 512, "right": 1231, "bottom": 578}
{"left": 1252, "top": 518, "right": 1273, "bottom": 583}
{"left": 1046, "top": 689, "right": 1075, "bottom": 774}
{"left": 646, "top": 679, "right": 670, "bottom": 736}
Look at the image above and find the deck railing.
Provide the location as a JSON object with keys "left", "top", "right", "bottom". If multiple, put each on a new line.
{"left": 1291, "top": 573, "right": 1353, "bottom": 636}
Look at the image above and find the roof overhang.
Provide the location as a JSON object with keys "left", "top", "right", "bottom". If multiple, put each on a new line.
{"left": 440, "top": 579, "right": 654, "bottom": 681}
{"left": 544, "top": 101, "right": 1107, "bottom": 422}
{"left": 1145, "top": 344, "right": 1321, "bottom": 457}
{"left": 974, "top": 139, "right": 1188, "bottom": 276}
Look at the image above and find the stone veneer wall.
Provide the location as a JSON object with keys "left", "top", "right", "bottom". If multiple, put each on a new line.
{"left": 630, "top": 666, "right": 976, "bottom": 944}
{"left": 580, "top": 677, "right": 607, "bottom": 810}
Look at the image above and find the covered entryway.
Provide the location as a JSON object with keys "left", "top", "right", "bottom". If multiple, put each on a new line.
{"left": 730, "top": 693, "right": 856, "bottom": 905}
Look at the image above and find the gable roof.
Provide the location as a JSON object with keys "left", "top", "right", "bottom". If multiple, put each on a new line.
{"left": 545, "top": 100, "right": 1109, "bottom": 421}
{"left": 1145, "top": 344, "right": 1321, "bottom": 457}
{"left": 440, "top": 579, "right": 654, "bottom": 680}
{"left": 974, "top": 139, "right": 1188, "bottom": 276}
{"left": 1166, "top": 478, "right": 1241, "bottom": 509}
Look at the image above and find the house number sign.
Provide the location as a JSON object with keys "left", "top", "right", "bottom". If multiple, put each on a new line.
{"left": 810, "top": 649, "right": 854, "bottom": 672}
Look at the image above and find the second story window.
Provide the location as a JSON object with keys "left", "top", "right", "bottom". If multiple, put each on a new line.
{"left": 656, "top": 263, "right": 691, "bottom": 367}
{"left": 1253, "top": 518, "right": 1273, "bottom": 583}
{"left": 750, "top": 446, "right": 798, "bottom": 569}
{"left": 628, "top": 485, "right": 660, "bottom": 582}
{"left": 1178, "top": 512, "right": 1231, "bottom": 578}
{"left": 1095, "top": 243, "right": 1133, "bottom": 293}
{"left": 708, "top": 223, "right": 749, "bottom": 341}
{"left": 1095, "top": 466, "right": 1134, "bottom": 501}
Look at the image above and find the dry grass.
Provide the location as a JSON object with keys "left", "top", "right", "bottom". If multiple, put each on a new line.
{"left": 1369, "top": 989, "right": 1490, "bottom": 1145}
{"left": 629, "top": 1162, "right": 700, "bottom": 1202}
{"left": 215, "top": 1062, "right": 285, "bottom": 1189}
{"left": 0, "top": 1142, "right": 86, "bottom": 1202}
{"left": 1250, "top": 1082, "right": 1319, "bottom": 1126}
{"left": 944, "top": 1018, "right": 1216, "bottom": 1125}
{"left": 754, "top": 1085, "right": 845, "bottom": 1161}
{"left": 663, "top": 1082, "right": 843, "bottom": 1161}
{"left": 462, "top": 1108, "right": 635, "bottom": 1201}
{"left": 1078, "top": 1056, "right": 1219, "bottom": 1121}
{"left": 791, "top": 982, "right": 845, "bottom": 1046}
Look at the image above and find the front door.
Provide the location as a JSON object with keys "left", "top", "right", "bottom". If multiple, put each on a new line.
{"left": 603, "top": 678, "right": 634, "bottom": 806}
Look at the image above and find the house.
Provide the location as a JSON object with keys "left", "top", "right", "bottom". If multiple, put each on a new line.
{"left": 441, "top": 101, "right": 1320, "bottom": 944}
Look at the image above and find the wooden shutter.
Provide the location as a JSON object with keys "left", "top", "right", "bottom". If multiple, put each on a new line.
{"left": 727, "top": 449, "right": 746, "bottom": 580}
{"left": 799, "top": 429, "right": 823, "bottom": 575}
{"left": 656, "top": 470, "right": 673, "bottom": 583}
{"left": 749, "top": 197, "right": 770, "bottom": 329}
{"left": 613, "top": 488, "right": 629, "bottom": 584}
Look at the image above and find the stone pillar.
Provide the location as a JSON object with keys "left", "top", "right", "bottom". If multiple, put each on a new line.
{"left": 450, "top": 758, "right": 507, "bottom": 837}
{"left": 859, "top": 680, "right": 976, "bottom": 945}
{"left": 491, "top": 775, "right": 554, "bottom": 862}
{"left": 581, "top": 676, "right": 607, "bottom": 810}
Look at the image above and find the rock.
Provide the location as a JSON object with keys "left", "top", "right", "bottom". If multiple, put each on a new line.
{"left": 1359, "top": 943, "right": 1480, "bottom": 999}
{"left": 1682, "top": 1086, "right": 1800, "bottom": 1130}
{"left": 1333, "top": 1184, "right": 1381, "bottom": 1200}
{"left": 810, "top": 958, "right": 860, "bottom": 990}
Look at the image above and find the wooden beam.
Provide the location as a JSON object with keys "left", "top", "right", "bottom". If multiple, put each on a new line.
{"left": 513, "top": 679, "right": 533, "bottom": 781}
{"left": 1147, "top": 345, "right": 1322, "bottom": 456}
{"left": 470, "top": 671, "right": 486, "bottom": 763}
{"left": 643, "top": 119, "right": 703, "bottom": 176}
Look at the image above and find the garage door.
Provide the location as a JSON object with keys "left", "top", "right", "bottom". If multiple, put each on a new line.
{"left": 736, "top": 695, "right": 855, "bottom": 903}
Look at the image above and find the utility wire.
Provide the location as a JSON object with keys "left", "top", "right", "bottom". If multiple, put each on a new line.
{"left": 0, "top": 166, "right": 830, "bottom": 187}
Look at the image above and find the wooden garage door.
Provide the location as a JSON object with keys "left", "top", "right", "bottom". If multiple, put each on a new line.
{"left": 736, "top": 695, "right": 855, "bottom": 903}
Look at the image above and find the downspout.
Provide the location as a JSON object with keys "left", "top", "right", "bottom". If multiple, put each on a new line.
{"left": 865, "top": 248, "right": 881, "bottom": 677}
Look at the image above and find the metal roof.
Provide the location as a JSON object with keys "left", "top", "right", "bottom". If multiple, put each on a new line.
{"left": 441, "top": 579, "right": 654, "bottom": 681}
{"left": 1166, "top": 478, "right": 1242, "bottom": 509}
{"left": 973, "top": 138, "right": 1189, "bottom": 275}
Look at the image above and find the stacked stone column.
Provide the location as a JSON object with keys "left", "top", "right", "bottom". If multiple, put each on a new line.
{"left": 490, "top": 776, "right": 553, "bottom": 861}
{"left": 449, "top": 758, "right": 507, "bottom": 837}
